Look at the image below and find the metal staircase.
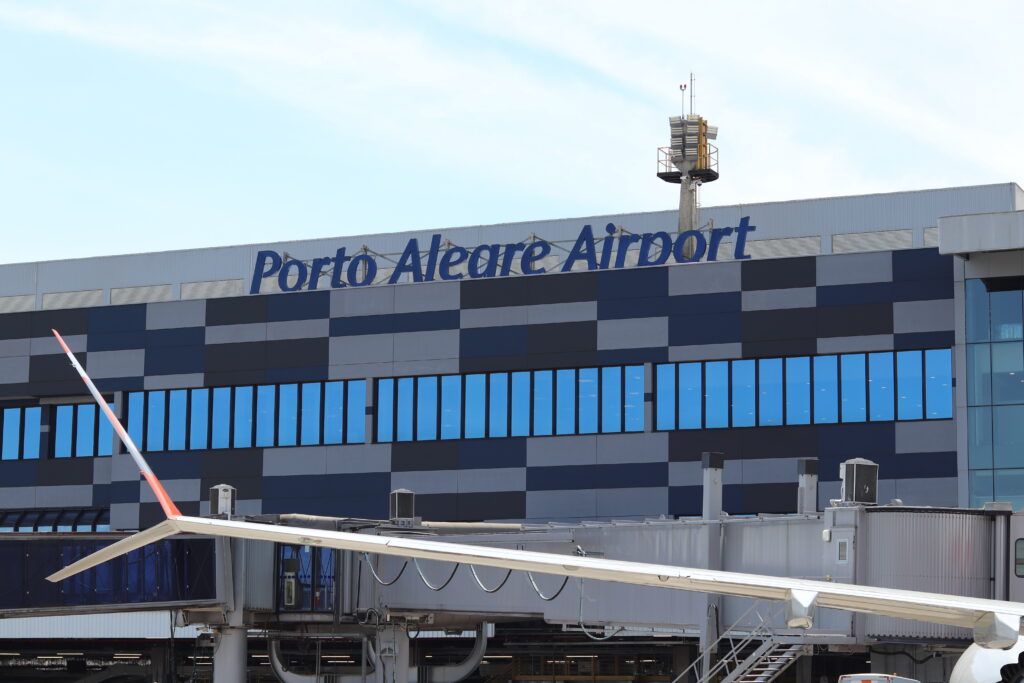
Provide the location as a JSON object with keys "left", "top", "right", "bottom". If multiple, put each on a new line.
{"left": 720, "top": 637, "right": 805, "bottom": 683}
{"left": 669, "top": 601, "right": 807, "bottom": 683}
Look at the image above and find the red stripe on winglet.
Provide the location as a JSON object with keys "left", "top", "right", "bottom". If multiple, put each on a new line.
{"left": 142, "top": 471, "right": 182, "bottom": 518}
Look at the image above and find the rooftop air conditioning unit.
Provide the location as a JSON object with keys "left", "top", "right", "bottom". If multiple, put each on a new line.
{"left": 840, "top": 458, "right": 878, "bottom": 505}
{"left": 389, "top": 489, "right": 418, "bottom": 527}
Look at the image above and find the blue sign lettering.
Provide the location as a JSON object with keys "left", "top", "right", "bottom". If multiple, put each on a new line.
{"left": 249, "top": 219, "right": 755, "bottom": 294}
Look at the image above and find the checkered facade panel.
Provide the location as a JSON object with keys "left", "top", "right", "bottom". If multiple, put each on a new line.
{"left": 0, "top": 249, "right": 957, "bottom": 528}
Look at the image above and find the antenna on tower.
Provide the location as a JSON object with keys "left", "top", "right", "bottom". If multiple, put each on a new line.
{"left": 689, "top": 72, "right": 695, "bottom": 116}
{"left": 656, "top": 76, "right": 719, "bottom": 254}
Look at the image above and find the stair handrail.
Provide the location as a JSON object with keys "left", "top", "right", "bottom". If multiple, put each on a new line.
{"left": 668, "top": 600, "right": 783, "bottom": 683}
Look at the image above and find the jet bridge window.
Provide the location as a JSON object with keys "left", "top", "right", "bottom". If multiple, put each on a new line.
{"left": 1015, "top": 539, "right": 1024, "bottom": 578}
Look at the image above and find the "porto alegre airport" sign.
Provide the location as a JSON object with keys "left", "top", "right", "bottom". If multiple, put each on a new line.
{"left": 251, "top": 218, "right": 755, "bottom": 294}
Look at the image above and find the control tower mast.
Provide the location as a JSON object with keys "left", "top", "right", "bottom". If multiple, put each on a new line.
{"left": 657, "top": 79, "right": 719, "bottom": 235}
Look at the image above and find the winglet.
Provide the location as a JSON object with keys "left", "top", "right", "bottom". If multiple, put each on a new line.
{"left": 51, "top": 329, "right": 181, "bottom": 518}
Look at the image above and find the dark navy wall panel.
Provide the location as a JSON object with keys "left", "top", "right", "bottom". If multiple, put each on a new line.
{"left": 145, "top": 345, "right": 205, "bottom": 375}
{"left": 527, "top": 463, "right": 667, "bottom": 490}
{"left": 32, "top": 309, "right": 88, "bottom": 338}
{"left": 206, "top": 296, "right": 266, "bottom": 326}
{"left": 460, "top": 326, "right": 529, "bottom": 358}
{"left": 267, "top": 291, "right": 329, "bottom": 322}
{"left": 88, "top": 304, "right": 146, "bottom": 333}
{"left": 331, "top": 310, "right": 459, "bottom": 336}
{"left": 669, "top": 312, "right": 741, "bottom": 345}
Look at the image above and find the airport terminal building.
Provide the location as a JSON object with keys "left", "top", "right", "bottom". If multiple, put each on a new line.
{"left": 0, "top": 181, "right": 1020, "bottom": 532}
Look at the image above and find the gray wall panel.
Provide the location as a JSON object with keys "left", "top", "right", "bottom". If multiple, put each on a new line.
{"left": 668, "top": 343, "right": 743, "bottom": 362}
{"left": 330, "top": 334, "right": 395, "bottom": 365}
{"left": 669, "top": 261, "right": 741, "bottom": 295}
{"left": 815, "top": 251, "right": 892, "bottom": 286}
{"left": 742, "top": 287, "right": 816, "bottom": 311}
{"left": 892, "top": 299, "right": 954, "bottom": 334}
{"left": 394, "top": 281, "right": 459, "bottom": 313}
{"left": 85, "top": 349, "right": 145, "bottom": 379}
{"left": 526, "top": 489, "right": 596, "bottom": 519}
{"left": 527, "top": 301, "right": 597, "bottom": 324}
{"left": 144, "top": 373, "right": 204, "bottom": 390}
{"left": 894, "top": 420, "right": 956, "bottom": 454}
{"left": 331, "top": 286, "right": 395, "bottom": 317}
{"left": 146, "top": 300, "right": 205, "bottom": 330}
{"left": 817, "top": 334, "right": 894, "bottom": 354}
{"left": 263, "top": 446, "right": 328, "bottom": 476}
{"left": 595, "top": 487, "right": 667, "bottom": 517}
{"left": 0, "top": 339, "right": 30, "bottom": 358}
{"left": 458, "top": 468, "right": 526, "bottom": 493}
{"left": 266, "top": 318, "right": 330, "bottom": 341}
{"left": 324, "top": 445, "right": 391, "bottom": 474}
{"left": 30, "top": 334, "right": 86, "bottom": 355}
{"left": 598, "top": 318, "right": 667, "bottom": 350}
{"left": 393, "top": 330, "right": 459, "bottom": 362}
{"left": 0, "top": 356, "right": 28, "bottom": 383}
{"left": 527, "top": 435, "right": 597, "bottom": 467}
{"left": 595, "top": 432, "right": 668, "bottom": 464}
{"left": 139, "top": 478, "right": 201, "bottom": 503}
{"left": 460, "top": 307, "right": 527, "bottom": 328}
{"left": 34, "top": 485, "right": 94, "bottom": 507}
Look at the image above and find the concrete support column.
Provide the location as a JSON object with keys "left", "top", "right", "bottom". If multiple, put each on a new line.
{"left": 699, "top": 452, "right": 724, "bottom": 679}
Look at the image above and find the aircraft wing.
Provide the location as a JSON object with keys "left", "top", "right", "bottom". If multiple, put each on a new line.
{"left": 42, "top": 329, "right": 1024, "bottom": 649}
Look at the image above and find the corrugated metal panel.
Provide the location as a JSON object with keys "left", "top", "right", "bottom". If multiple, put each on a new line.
{"left": 863, "top": 510, "right": 991, "bottom": 640}
{"left": 110, "top": 284, "right": 173, "bottom": 305}
{"left": 0, "top": 294, "right": 34, "bottom": 313}
{"left": 181, "top": 278, "right": 244, "bottom": 299}
{"left": 0, "top": 610, "right": 202, "bottom": 639}
{"left": 40, "top": 289, "right": 103, "bottom": 310}
{"left": 923, "top": 227, "right": 939, "bottom": 247}
{"left": 744, "top": 236, "right": 821, "bottom": 259}
{"left": 244, "top": 539, "right": 277, "bottom": 611}
{"left": 833, "top": 229, "right": 913, "bottom": 253}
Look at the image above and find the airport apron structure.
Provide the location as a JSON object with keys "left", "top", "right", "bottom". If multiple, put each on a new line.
{"left": 2, "top": 176, "right": 1024, "bottom": 682}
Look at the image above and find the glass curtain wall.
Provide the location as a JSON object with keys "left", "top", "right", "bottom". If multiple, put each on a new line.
{"left": 967, "top": 277, "right": 1024, "bottom": 508}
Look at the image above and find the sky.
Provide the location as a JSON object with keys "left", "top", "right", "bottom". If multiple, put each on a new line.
{"left": 1, "top": 0, "right": 1022, "bottom": 264}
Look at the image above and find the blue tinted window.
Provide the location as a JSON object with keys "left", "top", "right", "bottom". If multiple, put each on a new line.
{"left": 76, "top": 404, "right": 95, "bottom": 457}
{"left": 925, "top": 348, "right": 953, "bottom": 419}
{"left": 465, "top": 374, "right": 486, "bottom": 439}
{"left": 556, "top": 369, "right": 576, "bottom": 435}
{"left": 679, "top": 363, "right": 702, "bottom": 429}
{"left": 967, "top": 344, "right": 991, "bottom": 406}
{"left": 991, "top": 289, "right": 1023, "bottom": 341}
{"left": 968, "top": 406, "right": 993, "bottom": 469}
{"left": 994, "top": 405, "right": 1024, "bottom": 468}
{"left": 489, "top": 373, "right": 509, "bottom": 438}
{"left": 655, "top": 364, "right": 676, "bottom": 430}
{"left": 323, "top": 382, "right": 344, "bottom": 444}
{"left": 147, "top": 391, "right": 166, "bottom": 451}
{"left": 624, "top": 365, "right": 644, "bottom": 432}
{"left": 511, "top": 372, "right": 530, "bottom": 436}
{"left": 417, "top": 376, "right": 438, "bottom": 441}
{"left": 234, "top": 386, "right": 254, "bottom": 447}
{"left": 347, "top": 380, "right": 366, "bottom": 443}
{"left": 966, "top": 279, "right": 990, "bottom": 343}
{"left": 896, "top": 350, "right": 923, "bottom": 420}
{"left": 441, "top": 375, "right": 461, "bottom": 439}
{"left": 301, "top": 382, "right": 321, "bottom": 445}
{"left": 578, "top": 368, "right": 598, "bottom": 434}
{"left": 991, "top": 342, "right": 1024, "bottom": 405}
{"left": 190, "top": 389, "right": 209, "bottom": 449}
{"left": 758, "top": 358, "right": 782, "bottom": 426}
{"left": 374, "top": 378, "right": 393, "bottom": 444}
{"left": 705, "top": 362, "right": 729, "bottom": 428}
{"left": 533, "top": 370, "right": 553, "bottom": 436}
{"left": 277, "top": 384, "right": 297, "bottom": 446}
{"left": 256, "top": 385, "right": 276, "bottom": 447}
{"left": 731, "top": 360, "right": 755, "bottom": 427}
{"left": 211, "top": 387, "right": 232, "bottom": 449}
{"left": 785, "top": 357, "right": 810, "bottom": 425}
{"left": 396, "top": 378, "right": 414, "bottom": 442}
{"left": 3, "top": 408, "right": 22, "bottom": 460}
{"left": 868, "top": 352, "right": 895, "bottom": 421}
{"left": 840, "top": 354, "right": 866, "bottom": 423}
{"left": 127, "top": 392, "right": 145, "bottom": 450}
{"left": 167, "top": 390, "right": 188, "bottom": 451}
{"left": 813, "top": 356, "right": 838, "bottom": 424}
{"left": 22, "top": 407, "right": 40, "bottom": 460}
{"left": 601, "top": 366, "right": 621, "bottom": 433}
